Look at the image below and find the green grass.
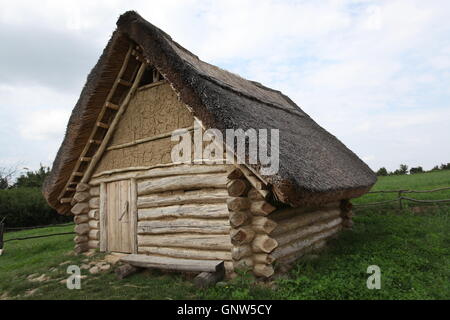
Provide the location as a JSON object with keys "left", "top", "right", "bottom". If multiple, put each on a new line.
{"left": 353, "top": 170, "right": 450, "bottom": 206}
{"left": 1, "top": 172, "right": 449, "bottom": 300}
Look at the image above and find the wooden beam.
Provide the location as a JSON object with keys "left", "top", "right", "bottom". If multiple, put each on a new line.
{"left": 80, "top": 62, "right": 147, "bottom": 184}
{"left": 80, "top": 157, "right": 92, "bottom": 162}
{"left": 120, "top": 254, "right": 225, "bottom": 273}
{"left": 72, "top": 172, "right": 83, "bottom": 177}
{"left": 106, "top": 126, "right": 194, "bottom": 151}
{"left": 57, "top": 44, "right": 134, "bottom": 202}
{"left": 130, "top": 178, "right": 138, "bottom": 254}
{"left": 137, "top": 80, "right": 167, "bottom": 92}
{"left": 96, "top": 122, "right": 109, "bottom": 129}
{"left": 99, "top": 182, "right": 107, "bottom": 252}
{"left": 105, "top": 102, "right": 119, "bottom": 110}
{"left": 118, "top": 79, "right": 132, "bottom": 87}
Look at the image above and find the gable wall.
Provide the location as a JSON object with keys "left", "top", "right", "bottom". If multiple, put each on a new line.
{"left": 93, "top": 83, "right": 194, "bottom": 175}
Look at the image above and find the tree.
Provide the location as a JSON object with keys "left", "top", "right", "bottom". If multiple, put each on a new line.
{"left": 0, "top": 166, "right": 19, "bottom": 189}
{"left": 399, "top": 164, "right": 408, "bottom": 175}
{"left": 410, "top": 166, "right": 423, "bottom": 174}
{"left": 376, "top": 167, "right": 388, "bottom": 176}
{"left": 439, "top": 163, "right": 450, "bottom": 170}
{"left": 13, "top": 165, "right": 50, "bottom": 188}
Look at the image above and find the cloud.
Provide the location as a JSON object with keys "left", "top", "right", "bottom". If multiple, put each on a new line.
{"left": 0, "top": 0, "right": 449, "bottom": 173}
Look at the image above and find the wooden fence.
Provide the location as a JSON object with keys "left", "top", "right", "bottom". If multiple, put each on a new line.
{"left": 354, "top": 186, "right": 450, "bottom": 208}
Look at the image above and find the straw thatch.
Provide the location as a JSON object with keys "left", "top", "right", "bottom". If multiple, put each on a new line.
{"left": 43, "top": 11, "right": 376, "bottom": 214}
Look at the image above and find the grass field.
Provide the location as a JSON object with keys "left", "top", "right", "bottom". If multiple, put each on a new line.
{"left": 353, "top": 170, "right": 450, "bottom": 206}
{"left": 1, "top": 171, "right": 449, "bottom": 300}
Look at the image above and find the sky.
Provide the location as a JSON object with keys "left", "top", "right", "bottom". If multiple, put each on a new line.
{"left": 0, "top": 0, "right": 449, "bottom": 175}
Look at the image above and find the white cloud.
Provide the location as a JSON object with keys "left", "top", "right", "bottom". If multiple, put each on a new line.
{"left": 0, "top": 0, "right": 449, "bottom": 172}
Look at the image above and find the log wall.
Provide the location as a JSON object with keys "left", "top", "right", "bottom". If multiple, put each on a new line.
{"left": 226, "top": 166, "right": 278, "bottom": 278}
{"left": 71, "top": 183, "right": 93, "bottom": 253}
{"left": 136, "top": 164, "right": 233, "bottom": 273}
{"left": 269, "top": 202, "right": 345, "bottom": 266}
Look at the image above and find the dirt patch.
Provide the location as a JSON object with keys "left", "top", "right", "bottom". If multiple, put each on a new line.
{"left": 28, "top": 274, "right": 51, "bottom": 283}
{"left": 0, "top": 291, "right": 10, "bottom": 300}
{"left": 24, "top": 288, "right": 39, "bottom": 297}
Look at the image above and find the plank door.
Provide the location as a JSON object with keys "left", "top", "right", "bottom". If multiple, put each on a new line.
{"left": 105, "top": 180, "right": 136, "bottom": 253}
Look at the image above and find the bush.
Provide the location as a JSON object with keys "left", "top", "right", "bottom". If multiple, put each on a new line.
{"left": 376, "top": 167, "right": 388, "bottom": 176}
{"left": 410, "top": 166, "right": 424, "bottom": 174}
{"left": 0, "top": 187, "right": 71, "bottom": 228}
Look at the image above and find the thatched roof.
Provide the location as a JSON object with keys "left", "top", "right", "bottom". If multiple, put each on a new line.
{"left": 43, "top": 11, "right": 376, "bottom": 214}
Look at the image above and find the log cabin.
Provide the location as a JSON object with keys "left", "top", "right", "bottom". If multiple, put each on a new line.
{"left": 43, "top": 11, "right": 376, "bottom": 278}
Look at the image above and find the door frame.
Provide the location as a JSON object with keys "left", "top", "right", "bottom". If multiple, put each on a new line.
{"left": 99, "top": 178, "right": 138, "bottom": 253}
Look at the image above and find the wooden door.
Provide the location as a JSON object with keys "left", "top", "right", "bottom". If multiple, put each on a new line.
{"left": 105, "top": 180, "right": 136, "bottom": 253}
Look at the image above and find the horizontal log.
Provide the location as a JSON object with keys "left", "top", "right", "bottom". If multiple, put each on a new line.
{"left": 340, "top": 199, "right": 353, "bottom": 212}
{"left": 248, "top": 188, "right": 264, "bottom": 201}
{"left": 272, "top": 225, "right": 341, "bottom": 260}
{"left": 274, "top": 217, "right": 343, "bottom": 247}
{"left": 227, "top": 167, "right": 244, "bottom": 179}
{"left": 71, "top": 202, "right": 89, "bottom": 215}
{"left": 233, "top": 257, "right": 254, "bottom": 270}
{"left": 137, "top": 188, "right": 228, "bottom": 208}
{"left": 277, "top": 239, "right": 327, "bottom": 265}
{"left": 230, "top": 226, "right": 255, "bottom": 245}
{"left": 252, "top": 217, "right": 277, "bottom": 234}
{"left": 74, "top": 242, "right": 89, "bottom": 254}
{"left": 227, "top": 197, "right": 250, "bottom": 212}
{"left": 227, "top": 179, "right": 250, "bottom": 197}
{"left": 342, "top": 219, "right": 354, "bottom": 228}
{"left": 91, "top": 164, "right": 228, "bottom": 185}
{"left": 224, "top": 261, "right": 234, "bottom": 273}
{"left": 74, "top": 214, "right": 89, "bottom": 225}
{"left": 73, "top": 191, "right": 90, "bottom": 203}
{"left": 88, "top": 240, "right": 99, "bottom": 249}
{"left": 137, "top": 234, "right": 232, "bottom": 250}
{"left": 88, "top": 209, "right": 99, "bottom": 220}
{"left": 138, "top": 246, "right": 231, "bottom": 261}
{"left": 138, "top": 173, "right": 228, "bottom": 195}
{"left": 253, "top": 264, "right": 274, "bottom": 278}
{"left": 74, "top": 223, "right": 89, "bottom": 235}
{"left": 138, "top": 203, "right": 228, "bottom": 220}
{"left": 250, "top": 201, "right": 276, "bottom": 216}
{"left": 120, "top": 254, "right": 224, "bottom": 273}
{"left": 89, "top": 197, "right": 99, "bottom": 209}
{"left": 229, "top": 211, "right": 252, "bottom": 228}
{"left": 138, "top": 219, "right": 230, "bottom": 235}
{"left": 75, "top": 183, "right": 90, "bottom": 192}
{"left": 89, "top": 186, "right": 100, "bottom": 197}
{"left": 343, "top": 210, "right": 353, "bottom": 219}
{"left": 270, "top": 202, "right": 340, "bottom": 222}
{"left": 252, "top": 235, "right": 278, "bottom": 253}
{"left": 89, "top": 229, "right": 99, "bottom": 240}
{"left": 239, "top": 165, "right": 267, "bottom": 190}
{"left": 231, "top": 245, "right": 252, "bottom": 260}
{"left": 271, "top": 208, "right": 341, "bottom": 236}
{"left": 253, "top": 253, "right": 275, "bottom": 264}
{"left": 88, "top": 220, "right": 99, "bottom": 229}
{"left": 74, "top": 235, "right": 88, "bottom": 244}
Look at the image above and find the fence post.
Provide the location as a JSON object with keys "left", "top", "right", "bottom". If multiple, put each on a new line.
{"left": 398, "top": 191, "right": 403, "bottom": 209}
{"left": 0, "top": 219, "right": 4, "bottom": 255}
